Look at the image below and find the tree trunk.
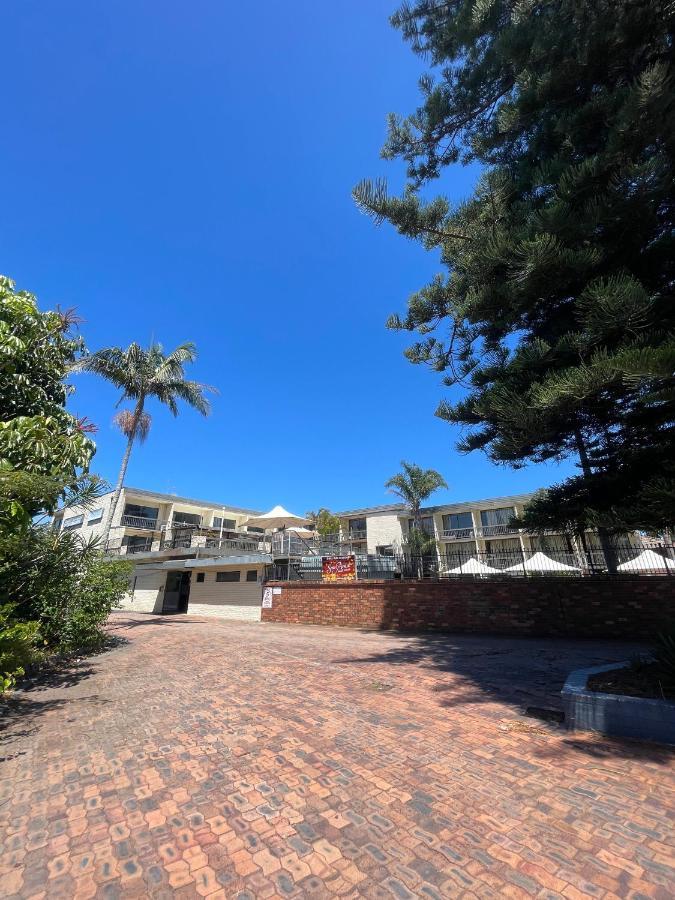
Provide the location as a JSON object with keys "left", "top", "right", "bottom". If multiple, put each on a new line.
{"left": 101, "top": 397, "right": 144, "bottom": 549}
{"left": 573, "top": 422, "right": 617, "bottom": 573}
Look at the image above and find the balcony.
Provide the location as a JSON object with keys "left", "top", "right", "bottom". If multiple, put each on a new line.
{"left": 347, "top": 530, "right": 367, "bottom": 541}
{"left": 441, "top": 528, "right": 475, "bottom": 541}
{"left": 126, "top": 540, "right": 153, "bottom": 554}
{"left": 121, "top": 514, "right": 159, "bottom": 530}
{"left": 479, "top": 523, "right": 519, "bottom": 537}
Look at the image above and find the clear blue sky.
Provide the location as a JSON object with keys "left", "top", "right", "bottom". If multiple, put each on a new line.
{"left": 3, "top": 0, "right": 574, "bottom": 513}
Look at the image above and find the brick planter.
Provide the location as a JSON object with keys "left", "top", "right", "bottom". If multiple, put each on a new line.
{"left": 261, "top": 577, "right": 675, "bottom": 640}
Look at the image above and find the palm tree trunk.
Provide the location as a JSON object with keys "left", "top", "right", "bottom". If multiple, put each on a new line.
{"left": 101, "top": 398, "right": 144, "bottom": 549}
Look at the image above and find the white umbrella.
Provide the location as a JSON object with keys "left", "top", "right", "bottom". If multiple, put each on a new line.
{"left": 243, "top": 505, "right": 311, "bottom": 530}
{"left": 506, "top": 551, "right": 580, "bottom": 573}
{"left": 446, "top": 557, "right": 501, "bottom": 576}
{"left": 617, "top": 549, "right": 675, "bottom": 572}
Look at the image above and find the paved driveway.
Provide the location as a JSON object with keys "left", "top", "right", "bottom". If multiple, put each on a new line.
{"left": 1, "top": 613, "right": 674, "bottom": 899}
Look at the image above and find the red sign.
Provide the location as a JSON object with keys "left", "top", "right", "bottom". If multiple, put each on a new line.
{"left": 321, "top": 555, "right": 356, "bottom": 582}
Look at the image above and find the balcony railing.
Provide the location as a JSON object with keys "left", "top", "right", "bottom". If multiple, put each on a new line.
{"left": 347, "top": 530, "right": 367, "bottom": 541}
{"left": 121, "top": 514, "right": 159, "bottom": 530}
{"left": 441, "top": 528, "right": 475, "bottom": 541}
{"left": 479, "top": 523, "right": 518, "bottom": 537}
{"left": 126, "top": 540, "right": 153, "bottom": 554}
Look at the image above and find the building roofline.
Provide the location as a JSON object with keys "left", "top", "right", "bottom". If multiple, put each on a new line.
{"left": 49, "top": 485, "right": 262, "bottom": 517}
{"left": 123, "top": 487, "right": 262, "bottom": 516}
{"left": 335, "top": 503, "right": 408, "bottom": 517}
{"left": 336, "top": 491, "right": 539, "bottom": 518}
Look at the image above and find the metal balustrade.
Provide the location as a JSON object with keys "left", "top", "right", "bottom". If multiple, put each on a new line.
{"left": 441, "top": 528, "right": 475, "bottom": 540}
{"left": 121, "top": 515, "right": 159, "bottom": 530}
{"left": 265, "top": 544, "right": 675, "bottom": 581}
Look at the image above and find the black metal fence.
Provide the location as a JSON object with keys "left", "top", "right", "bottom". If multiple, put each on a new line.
{"left": 265, "top": 544, "right": 675, "bottom": 582}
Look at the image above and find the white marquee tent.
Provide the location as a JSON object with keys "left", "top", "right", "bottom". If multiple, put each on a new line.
{"left": 617, "top": 549, "right": 675, "bottom": 573}
{"left": 505, "top": 551, "right": 580, "bottom": 574}
{"left": 446, "top": 557, "right": 501, "bottom": 576}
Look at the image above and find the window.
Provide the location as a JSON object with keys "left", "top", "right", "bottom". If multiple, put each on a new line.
{"left": 246, "top": 526, "right": 264, "bottom": 534}
{"left": 216, "top": 571, "right": 240, "bottom": 582}
{"left": 196, "top": 572, "right": 205, "bottom": 583}
{"left": 87, "top": 508, "right": 104, "bottom": 525}
{"left": 213, "top": 516, "right": 236, "bottom": 530}
{"left": 408, "top": 516, "right": 434, "bottom": 535}
{"left": 123, "top": 503, "right": 159, "bottom": 521}
{"left": 442, "top": 512, "right": 473, "bottom": 531}
{"left": 348, "top": 518, "right": 367, "bottom": 536}
{"left": 376, "top": 545, "right": 394, "bottom": 557}
{"left": 480, "top": 507, "right": 514, "bottom": 526}
{"left": 125, "top": 535, "right": 152, "bottom": 553}
{"left": 62, "top": 514, "right": 84, "bottom": 530}
{"left": 246, "top": 570, "right": 258, "bottom": 582}
{"left": 172, "top": 512, "right": 201, "bottom": 527}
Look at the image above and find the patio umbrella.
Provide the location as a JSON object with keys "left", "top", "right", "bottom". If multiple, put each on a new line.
{"left": 617, "top": 549, "right": 675, "bottom": 573}
{"left": 242, "top": 505, "right": 311, "bottom": 530}
{"left": 505, "top": 551, "right": 580, "bottom": 573}
{"left": 446, "top": 557, "right": 501, "bottom": 576}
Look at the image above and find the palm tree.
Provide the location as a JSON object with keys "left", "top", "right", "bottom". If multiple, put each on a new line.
{"left": 385, "top": 461, "right": 448, "bottom": 529}
{"left": 386, "top": 461, "right": 448, "bottom": 575}
{"left": 76, "top": 342, "right": 215, "bottom": 546}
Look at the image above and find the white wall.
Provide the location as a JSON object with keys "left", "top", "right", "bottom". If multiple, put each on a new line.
{"left": 366, "top": 514, "right": 404, "bottom": 554}
{"left": 119, "top": 568, "right": 165, "bottom": 613}
{"left": 185, "top": 566, "right": 263, "bottom": 621}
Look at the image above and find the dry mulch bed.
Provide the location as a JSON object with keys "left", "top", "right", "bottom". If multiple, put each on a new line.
{"left": 587, "top": 662, "right": 675, "bottom": 702}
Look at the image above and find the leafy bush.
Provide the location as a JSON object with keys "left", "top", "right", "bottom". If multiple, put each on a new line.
{"left": 0, "top": 526, "right": 132, "bottom": 655}
{"left": 0, "top": 604, "right": 41, "bottom": 692}
{"left": 63, "top": 556, "right": 133, "bottom": 652}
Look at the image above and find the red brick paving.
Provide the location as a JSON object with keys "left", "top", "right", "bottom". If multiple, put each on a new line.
{"left": 1, "top": 612, "right": 674, "bottom": 898}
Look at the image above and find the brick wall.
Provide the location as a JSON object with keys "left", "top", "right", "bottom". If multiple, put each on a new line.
{"left": 261, "top": 578, "right": 675, "bottom": 640}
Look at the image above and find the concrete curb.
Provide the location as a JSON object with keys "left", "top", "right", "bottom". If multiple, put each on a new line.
{"left": 562, "top": 662, "right": 675, "bottom": 745}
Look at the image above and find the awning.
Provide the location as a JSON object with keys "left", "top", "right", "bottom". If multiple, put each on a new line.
{"left": 183, "top": 554, "right": 273, "bottom": 568}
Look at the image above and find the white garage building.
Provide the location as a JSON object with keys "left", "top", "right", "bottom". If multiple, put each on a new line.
{"left": 127, "top": 554, "right": 272, "bottom": 621}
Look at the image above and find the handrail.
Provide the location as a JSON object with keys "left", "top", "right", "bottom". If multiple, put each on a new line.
{"left": 121, "top": 515, "right": 159, "bottom": 530}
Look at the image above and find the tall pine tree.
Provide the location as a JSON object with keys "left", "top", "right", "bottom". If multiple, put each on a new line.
{"left": 354, "top": 0, "right": 675, "bottom": 539}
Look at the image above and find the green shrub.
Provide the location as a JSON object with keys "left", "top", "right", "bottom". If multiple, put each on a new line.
{"left": 0, "top": 604, "right": 41, "bottom": 692}
{"left": 62, "top": 557, "right": 133, "bottom": 652}
{"left": 0, "top": 527, "right": 132, "bottom": 656}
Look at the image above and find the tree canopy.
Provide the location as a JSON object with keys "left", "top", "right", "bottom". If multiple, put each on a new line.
{"left": 76, "top": 341, "right": 215, "bottom": 544}
{"left": 385, "top": 461, "right": 447, "bottom": 522}
{"left": 0, "top": 275, "right": 95, "bottom": 515}
{"left": 355, "top": 0, "right": 675, "bottom": 534}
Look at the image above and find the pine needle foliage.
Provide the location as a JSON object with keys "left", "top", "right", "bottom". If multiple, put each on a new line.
{"left": 354, "top": 0, "right": 675, "bottom": 532}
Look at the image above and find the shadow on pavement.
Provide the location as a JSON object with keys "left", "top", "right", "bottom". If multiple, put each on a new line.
{"left": 336, "top": 631, "right": 675, "bottom": 762}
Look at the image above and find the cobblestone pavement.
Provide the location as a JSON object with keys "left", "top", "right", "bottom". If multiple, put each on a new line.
{"left": 1, "top": 612, "right": 674, "bottom": 899}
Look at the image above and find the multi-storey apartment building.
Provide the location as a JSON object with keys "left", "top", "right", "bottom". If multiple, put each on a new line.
{"left": 52, "top": 487, "right": 272, "bottom": 620}
{"left": 334, "top": 493, "right": 622, "bottom": 563}
{"left": 53, "top": 486, "right": 645, "bottom": 619}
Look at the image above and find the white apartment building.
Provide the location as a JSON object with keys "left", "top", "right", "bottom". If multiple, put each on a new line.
{"left": 53, "top": 486, "right": 643, "bottom": 619}
{"left": 335, "top": 492, "right": 587, "bottom": 558}
{"left": 52, "top": 487, "right": 271, "bottom": 620}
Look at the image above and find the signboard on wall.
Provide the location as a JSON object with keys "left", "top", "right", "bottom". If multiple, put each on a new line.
{"left": 321, "top": 555, "right": 357, "bottom": 582}
{"left": 262, "top": 587, "right": 273, "bottom": 608}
